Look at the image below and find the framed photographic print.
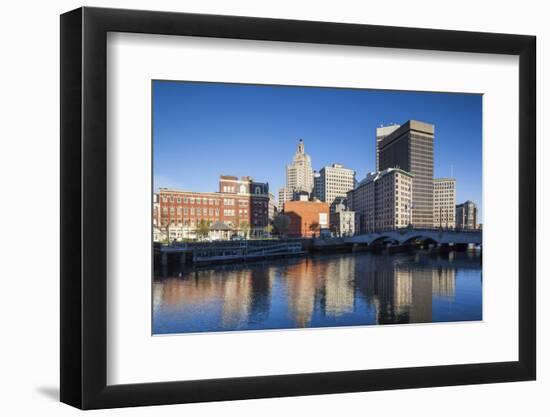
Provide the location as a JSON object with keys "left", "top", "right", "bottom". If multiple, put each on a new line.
{"left": 60, "top": 6, "right": 536, "bottom": 409}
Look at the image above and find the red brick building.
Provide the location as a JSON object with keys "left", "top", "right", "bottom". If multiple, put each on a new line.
{"left": 284, "top": 200, "right": 330, "bottom": 238}
{"left": 157, "top": 175, "right": 269, "bottom": 240}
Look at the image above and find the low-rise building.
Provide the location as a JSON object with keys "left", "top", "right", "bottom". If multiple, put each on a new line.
{"left": 330, "top": 199, "right": 355, "bottom": 237}
{"left": 284, "top": 200, "right": 330, "bottom": 238}
{"left": 156, "top": 175, "right": 269, "bottom": 241}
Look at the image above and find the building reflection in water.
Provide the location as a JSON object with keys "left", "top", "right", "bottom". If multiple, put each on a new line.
{"left": 284, "top": 260, "right": 320, "bottom": 327}
{"left": 355, "top": 254, "right": 458, "bottom": 324}
{"left": 153, "top": 251, "right": 478, "bottom": 334}
{"left": 323, "top": 256, "right": 355, "bottom": 317}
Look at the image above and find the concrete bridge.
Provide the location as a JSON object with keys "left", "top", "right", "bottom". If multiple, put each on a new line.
{"left": 344, "top": 228, "right": 482, "bottom": 246}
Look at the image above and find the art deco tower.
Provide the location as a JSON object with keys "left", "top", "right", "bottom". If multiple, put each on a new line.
{"left": 286, "top": 139, "right": 314, "bottom": 194}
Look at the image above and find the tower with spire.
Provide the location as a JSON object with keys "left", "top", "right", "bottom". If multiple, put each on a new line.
{"left": 278, "top": 139, "right": 314, "bottom": 210}
{"left": 287, "top": 138, "right": 314, "bottom": 193}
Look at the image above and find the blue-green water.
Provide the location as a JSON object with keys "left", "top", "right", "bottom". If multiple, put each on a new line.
{"left": 153, "top": 251, "right": 482, "bottom": 334}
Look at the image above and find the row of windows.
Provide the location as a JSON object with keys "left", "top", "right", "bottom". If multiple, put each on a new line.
{"left": 164, "top": 207, "right": 220, "bottom": 216}
{"left": 162, "top": 194, "right": 268, "bottom": 205}
{"left": 162, "top": 209, "right": 262, "bottom": 218}
{"left": 162, "top": 195, "right": 220, "bottom": 205}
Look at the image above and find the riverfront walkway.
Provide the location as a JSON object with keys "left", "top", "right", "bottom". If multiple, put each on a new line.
{"left": 156, "top": 228, "right": 481, "bottom": 266}
{"left": 156, "top": 239, "right": 305, "bottom": 266}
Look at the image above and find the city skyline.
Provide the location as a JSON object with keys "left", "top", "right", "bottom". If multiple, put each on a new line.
{"left": 153, "top": 80, "right": 483, "bottom": 219}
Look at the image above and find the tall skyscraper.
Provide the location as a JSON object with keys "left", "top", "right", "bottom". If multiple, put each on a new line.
{"left": 378, "top": 120, "right": 435, "bottom": 228}
{"left": 316, "top": 163, "right": 356, "bottom": 208}
{"left": 456, "top": 200, "right": 478, "bottom": 229}
{"left": 434, "top": 178, "right": 456, "bottom": 228}
{"left": 286, "top": 139, "right": 314, "bottom": 194}
{"left": 375, "top": 124, "right": 400, "bottom": 171}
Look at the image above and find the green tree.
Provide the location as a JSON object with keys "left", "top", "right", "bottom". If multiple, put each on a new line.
{"left": 273, "top": 214, "right": 291, "bottom": 238}
{"left": 161, "top": 221, "right": 171, "bottom": 244}
{"left": 239, "top": 221, "right": 250, "bottom": 239}
{"left": 195, "top": 220, "right": 211, "bottom": 240}
{"left": 309, "top": 221, "right": 320, "bottom": 238}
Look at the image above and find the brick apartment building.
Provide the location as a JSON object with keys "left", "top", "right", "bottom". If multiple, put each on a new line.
{"left": 156, "top": 175, "right": 269, "bottom": 241}
{"left": 284, "top": 200, "right": 330, "bottom": 238}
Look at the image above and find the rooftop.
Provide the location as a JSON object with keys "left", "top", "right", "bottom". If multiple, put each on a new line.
{"left": 379, "top": 119, "right": 435, "bottom": 148}
{"left": 356, "top": 167, "right": 414, "bottom": 188}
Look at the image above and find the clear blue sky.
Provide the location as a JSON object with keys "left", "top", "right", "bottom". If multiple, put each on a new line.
{"left": 153, "top": 80, "right": 483, "bottom": 220}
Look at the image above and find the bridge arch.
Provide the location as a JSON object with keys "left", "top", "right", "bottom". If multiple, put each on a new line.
{"left": 344, "top": 228, "right": 481, "bottom": 246}
{"left": 400, "top": 235, "right": 440, "bottom": 246}
{"left": 369, "top": 235, "right": 401, "bottom": 246}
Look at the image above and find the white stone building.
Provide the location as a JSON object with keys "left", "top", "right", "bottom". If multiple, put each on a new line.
{"left": 278, "top": 186, "right": 294, "bottom": 212}
{"left": 316, "top": 163, "right": 356, "bottom": 209}
{"left": 349, "top": 168, "right": 413, "bottom": 233}
{"left": 434, "top": 178, "right": 456, "bottom": 228}
{"left": 330, "top": 199, "right": 355, "bottom": 237}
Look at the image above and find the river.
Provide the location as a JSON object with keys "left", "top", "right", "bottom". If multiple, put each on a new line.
{"left": 153, "top": 250, "right": 482, "bottom": 334}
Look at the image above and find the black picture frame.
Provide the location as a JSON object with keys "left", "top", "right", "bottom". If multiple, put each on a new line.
{"left": 60, "top": 6, "right": 536, "bottom": 410}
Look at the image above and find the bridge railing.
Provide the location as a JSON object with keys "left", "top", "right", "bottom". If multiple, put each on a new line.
{"left": 166, "top": 238, "right": 305, "bottom": 250}
{"left": 352, "top": 226, "right": 481, "bottom": 235}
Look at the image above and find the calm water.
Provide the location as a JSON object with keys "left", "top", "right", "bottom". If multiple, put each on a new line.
{"left": 153, "top": 251, "right": 482, "bottom": 335}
